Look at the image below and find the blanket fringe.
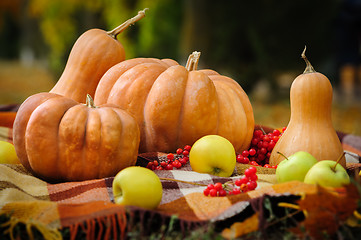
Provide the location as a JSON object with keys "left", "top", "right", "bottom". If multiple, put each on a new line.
{"left": 0, "top": 215, "right": 62, "bottom": 240}
{"left": 68, "top": 211, "right": 127, "bottom": 240}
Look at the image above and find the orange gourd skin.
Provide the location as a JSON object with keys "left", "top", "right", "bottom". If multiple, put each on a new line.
{"left": 94, "top": 53, "right": 254, "bottom": 153}
{"left": 13, "top": 93, "right": 140, "bottom": 182}
{"left": 269, "top": 53, "right": 346, "bottom": 168}
{"left": 50, "top": 9, "right": 147, "bottom": 103}
{"left": 49, "top": 29, "right": 125, "bottom": 103}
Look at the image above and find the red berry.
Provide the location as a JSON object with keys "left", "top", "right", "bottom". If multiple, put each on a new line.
{"left": 248, "top": 166, "right": 257, "bottom": 174}
{"left": 147, "top": 162, "right": 153, "bottom": 169}
{"left": 273, "top": 129, "right": 281, "bottom": 136}
{"left": 167, "top": 153, "right": 174, "bottom": 161}
{"left": 179, "top": 158, "right": 187, "bottom": 165}
{"left": 257, "top": 154, "right": 266, "bottom": 162}
{"left": 272, "top": 165, "right": 278, "bottom": 169}
{"left": 267, "top": 141, "right": 275, "bottom": 151}
{"left": 153, "top": 160, "right": 159, "bottom": 166}
{"left": 219, "top": 189, "right": 227, "bottom": 197}
{"left": 263, "top": 164, "right": 271, "bottom": 168}
{"left": 249, "top": 174, "right": 258, "bottom": 181}
{"left": 235, "top": 179, "right": 242, "bottom": 186}
{"left": 160, "top": 161, "right": 167, "bottom": 167}
{"left": 183, "top": 156, "right": 189, "bottom": 162}
{"left": 260, "top": 147, "right": 267, "bottom": 155}
{"left": 155, "top": 166, "right": 163, "bottom": 170}
{"left": 182, "top": 150, "right": 189, "bottom": 156}
{"left": 242, "top": 157, "right": 250, "bottom": 164}
{"left": 166, "top": 164, "right": 174, "bottom": 170}
{"left": 282, "top": 127, "right": 287, "bottom": 132}
{"left": 244, "top": 169, "right": 253, "bottom": 178}
{"left": 240, "top": 176, "right": 249, "bottom": 185}
{"left": 250, "top": 161, "right": 259, "bottom": 166}
{"left": 247, "top": 181, "right": 257, "bottom": 190}
{"left": 262, "top": 135, "right": 270, "bottom": 142}
{"left": 249, "top": 148, "right": 256, "bottom": 156}
{"left": 242, "top": 150, "right": 249, "bottom": 157}
{"left": 251, "top": 138, "right": 259, "bottom": 146}
{"left": 236, "top": 154, "right": 244, "bottom": 163}
{"left": 184, "top": 145, "right": 192, "bottom": 151}
{"left": 254, "top": 130, "right": 263, "bottom": 138}
{"left": 176, "top": 148, "right": 183, "bottom": 155}
{"left": 214, "top": 182, "right": 223, "bottom": 191}
{"left": 209, "top": 189, "right": 218, "bottom": 197}
{"left": 203, "top": 188, "right": 210, "bottom": 196}
{"left": 207, "top": 184, "right": 215, "bottom": 190}
{"left": 232, "top": 188, "right": 241, "bottom": 195}
{"left": 273, "top": 136, "right": 280, "bottom": 142}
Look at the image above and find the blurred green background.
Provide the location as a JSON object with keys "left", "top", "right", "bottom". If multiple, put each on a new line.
{"left": 0, "top": 0, "right": 360, "bottom": 135}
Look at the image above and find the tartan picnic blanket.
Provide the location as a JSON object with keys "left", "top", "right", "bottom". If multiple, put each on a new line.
{"left": 1, "top": 106, "right": 361, "bottom": 239}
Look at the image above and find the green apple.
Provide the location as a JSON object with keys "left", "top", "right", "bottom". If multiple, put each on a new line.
{"left": 112, "top": 166, "right": 163, "bottom": 209}
{"left": 189, "top": 135, "right": 236, "bottom": 177}
{"left": 276, "top": 151, "right": 318, "bottom": 183}
{"left": 304, "top": 160, "right": 350, "bottom": 188}
{"left": 0, "top": 140, "right": 20, "bottom": 164}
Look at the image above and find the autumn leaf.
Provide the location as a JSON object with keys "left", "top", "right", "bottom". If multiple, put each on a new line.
{"left": 289, "top": 184, "right": 359, "bottom": 239}
{"left": 221, "top": 213, "right": 259, "bottom": 239}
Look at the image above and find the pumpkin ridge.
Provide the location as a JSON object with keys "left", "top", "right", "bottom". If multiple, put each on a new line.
{"left": 174, "top": 68, "right": 190, "bottom": 149}
{"left": 27, "top": 95, "right": 65, "bottom": 174}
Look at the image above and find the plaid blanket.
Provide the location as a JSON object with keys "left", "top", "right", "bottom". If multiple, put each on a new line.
{"left": 1, "top": 107, "right": 361, "bottom": 239}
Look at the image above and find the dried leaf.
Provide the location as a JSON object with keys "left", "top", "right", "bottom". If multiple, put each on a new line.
{"left": 291, "top": 184, "right": 359, "bottom": 239}
{"left": 221, "top": 213, "right": 259, "bottom": 239}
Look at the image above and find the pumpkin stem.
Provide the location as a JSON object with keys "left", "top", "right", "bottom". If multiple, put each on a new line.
{"left": 277, "top": 151, "right": 289, "bottom": 161}
{"left": 331, "top": 152, "right": 346, "bottom": 172}
{"left": 107, "top": 8, "right": 148, "bottom": 39}
{"left": 185, "top": 51, "right": 201, "bottom": 71}
{"left": 85, "top": 94, "right": 98, "bottom": 108}
{"left": 301, "top": 46, "right": 316, "bottom": 74}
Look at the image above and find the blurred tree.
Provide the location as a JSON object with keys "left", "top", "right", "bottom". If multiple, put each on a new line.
{"left": 1, "top": 0, "right": 344, "bottom": 95}
{"left": 0, "top": 0, "right": 21, "bottom": 59}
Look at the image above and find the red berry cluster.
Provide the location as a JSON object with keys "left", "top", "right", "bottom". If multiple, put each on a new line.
{"left": 146, "top": 145, "right": 192, "bottom": 170}
{"left": 236, "top": 127, "right": 286, "bottom": 167}
{"left": 203, "top": 167, "right": 258, "bottom": 197}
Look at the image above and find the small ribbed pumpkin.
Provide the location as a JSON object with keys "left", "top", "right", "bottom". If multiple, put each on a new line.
{"left": 13, "top": 93, "right": 140, "bottom": 182}
{"left": 269, "top": 47, "right": 346, "bottom": 168}
{"left": 50, "top": 9, "right": 146, "bottom": 103}
{"left": 94, "top": 51, "right": 254, "bottom": 153}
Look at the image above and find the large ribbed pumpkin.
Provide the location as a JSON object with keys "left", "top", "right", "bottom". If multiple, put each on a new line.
{"left": 50, "top": 9, "right": 146, "bottom": 103}
{"left": 94, "top": 51, "right": 254, "bottom": 153}
{"left": 13, "top": 93, "right": 140, "bottom": 182}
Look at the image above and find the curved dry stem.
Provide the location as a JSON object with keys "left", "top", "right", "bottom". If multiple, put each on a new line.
{"left": 107, "top": 8, "right": 148, "bottom": 39}
{"left": 301, "top": 46, "right": 316, "bottom": 74}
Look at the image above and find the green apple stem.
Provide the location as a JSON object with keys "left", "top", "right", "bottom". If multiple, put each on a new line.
{"left": 331, "top": 152, "right": 346, "bottom": 172}
{"left": 159, "top": 177, "right": 207, "bottom": 187}
{"left": 277, "top": 151, "right": 289, "bottom": 161}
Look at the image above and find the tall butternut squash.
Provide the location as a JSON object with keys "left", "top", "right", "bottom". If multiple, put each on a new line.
{"left": 269, "top": 47, "right": 345, "bottom": 168}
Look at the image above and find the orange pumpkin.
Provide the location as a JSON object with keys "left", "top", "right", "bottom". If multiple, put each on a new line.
{"left": 269, "top": 47, "right": 346, "bottom": 168}
{"left": 13, "top": 93, "right": 140, "bottom": 182}
{"left": 50, "top": 9, "right": 147, "bottom": 103}
{"left": 94, "top": 51, "right": 254, "bottom": 153}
